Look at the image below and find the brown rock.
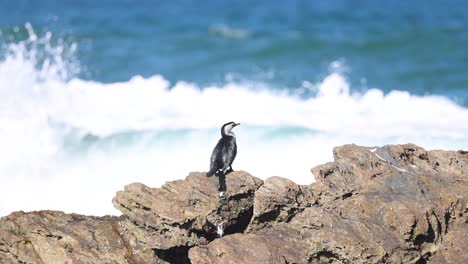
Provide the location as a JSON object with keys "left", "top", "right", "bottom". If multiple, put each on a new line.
{"left": 1, "top": 144, "right": 466, "bottom": 263}
{"left": 189, "top": 225, "right": 309, "bottom": 264}
{"left": 247, "top": 176, "right": 316, "bottom": 232}
{"left": 0, "top": 171, "right": 263, "bottom": 264}
{"left": 112, "top": 171, "right": 263, "bottom": 260}
{"left": 0, "top": 211, "right": 161, "bottom": 264}
{"left": 429, "top": 217, "right": 468, "bottom": 263}
{"left": 190, "top": 144, "right": 468, "bottom": 263}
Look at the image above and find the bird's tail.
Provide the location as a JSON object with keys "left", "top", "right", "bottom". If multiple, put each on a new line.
{"left": 206, "top": 167, "right": 217, "bottom": 177}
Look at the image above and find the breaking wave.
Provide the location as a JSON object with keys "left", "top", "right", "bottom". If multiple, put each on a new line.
{"left": 1, "top": 24, "right": 468, "bottom": 216}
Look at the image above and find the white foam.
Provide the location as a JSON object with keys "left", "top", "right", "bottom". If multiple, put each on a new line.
{"left": 1, "top": 24, "right": 468, "bottom": 217}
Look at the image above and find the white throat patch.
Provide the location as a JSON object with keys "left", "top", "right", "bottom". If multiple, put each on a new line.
{"left": 223, "top": 124, "right": 235, "bottom": 136}
{"left": 222, "top": 122, "right": 239, "bottom": 137}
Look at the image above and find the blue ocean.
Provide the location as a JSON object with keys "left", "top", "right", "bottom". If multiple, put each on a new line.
{"left": 1, "top": 0, "right": 468, "bottom": 216}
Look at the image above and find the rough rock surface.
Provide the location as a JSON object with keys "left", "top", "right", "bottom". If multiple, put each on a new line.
{"left": 0, "top": 171, "right": 262, "bottom": 264}
{"left": 0, "top": 211, "right": 160, "bottom": 264}
{"left": 189, "top": 144, "right": 468, "bottom": 263}
{"left": 1, "top": 144, "right": 467, "bottom": 263}
{"left": 112, "top": 170, "right": 263, "bottom": 262}
{"left": 246, "top": 176, "right": 316, "bottom": 232}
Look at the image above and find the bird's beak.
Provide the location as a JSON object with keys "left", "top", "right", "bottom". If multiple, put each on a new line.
{"left": 234, "top": 123, "right": 240, "bottom": 127}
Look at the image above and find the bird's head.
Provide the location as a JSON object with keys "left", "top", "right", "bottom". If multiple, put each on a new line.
{"left": 221, "top": 121, "right": 240, "bottom": 137}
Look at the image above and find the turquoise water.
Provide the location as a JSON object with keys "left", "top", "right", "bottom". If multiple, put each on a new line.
{"left": 1, "top": 0, "right": 468, "bottom": 216}
{"left": 2, "top": 0, "right": 468, "bottom": 103}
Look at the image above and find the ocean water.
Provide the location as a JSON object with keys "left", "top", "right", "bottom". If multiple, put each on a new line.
{"left": 1, "top": 0, "right": 468, "bottom": 216}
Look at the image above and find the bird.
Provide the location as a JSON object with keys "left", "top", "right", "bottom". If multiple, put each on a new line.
{"left": 207, "top": 122, "right": 240, "bottom": 181}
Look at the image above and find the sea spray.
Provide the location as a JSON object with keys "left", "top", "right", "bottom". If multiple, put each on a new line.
{"left": 217, "top": 223, "right": 224, "bottom": 238}
{"left": 2, "top": 24, "right": 468, "bottom": 217}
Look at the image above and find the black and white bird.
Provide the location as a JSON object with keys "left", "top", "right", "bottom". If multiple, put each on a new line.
{"left": 207, "top": 121, "right": 240, "bottom": 178}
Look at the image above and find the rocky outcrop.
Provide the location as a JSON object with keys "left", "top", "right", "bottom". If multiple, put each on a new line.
{"left": 1, "top": 144, "right": 467, "bottom": 263}
{"left": 0, "top": 211, "right": 160, "bottom": 264}
{"left": 112, "top": 171, "right": 263, "bottom": 262}
{"left": 0, "top": 171, "right": 262, "bottom": 264}
{"left": 428, "top": 219, "right": 468, "bottom": 263}
{"left": 189, "top": 144, "right": 468, "bottom": 263}
{"left": 246, "top": 176, "right": 316, "bottom": 232}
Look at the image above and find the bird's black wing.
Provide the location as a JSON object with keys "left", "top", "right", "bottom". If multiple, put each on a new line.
{"left": 221, "top": 137, "right": 237, "bottom": 172}
{"left": 207, "top": 139, "right": 223, "bottom": 176}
